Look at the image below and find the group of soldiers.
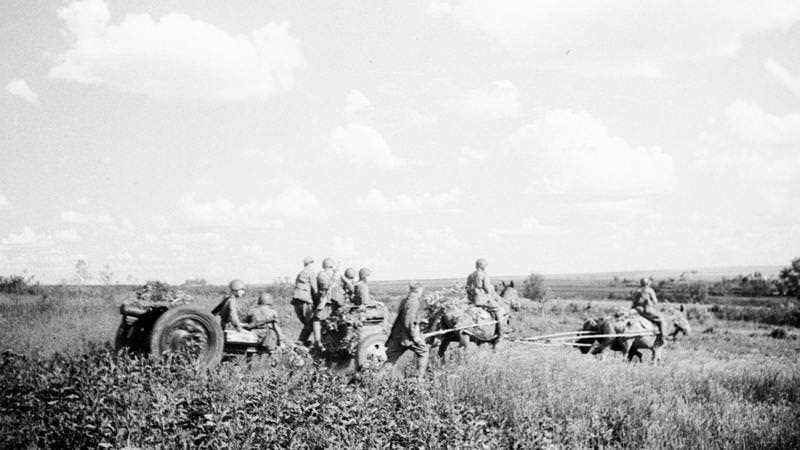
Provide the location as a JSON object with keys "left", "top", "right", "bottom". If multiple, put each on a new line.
{"left": 210, "top": 258, "right": 666, "bottom": 379}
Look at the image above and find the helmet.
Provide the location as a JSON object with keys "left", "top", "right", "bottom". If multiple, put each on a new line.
{"left": 408, "top": 281, "right": 423, "bottom": 292}
{"left": 344, "top": 268, "right": 356, "bottom": 279}
{"left": 322, "top": 257, "right": 335, "bottom": 269}
{"left": 303, "top": 256, "right": 314, "bottom": 265}
{"left": 640, "top": 277, "right": 650, "bottom": 287}
{"left": 475, "top": 258, "right": 488, "bottom": 269}
{"left": 358, "top": 268, "right": 371, "bottom": 279}
{"left": 257, "top": 292, "right": 274, "bottom": 305}
{"left": 229, "top": 279, "right": 246, "bottom": 291}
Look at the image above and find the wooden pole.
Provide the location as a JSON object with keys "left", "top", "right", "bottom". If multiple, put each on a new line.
{"left": 422, "top": 320, "right": 498, "bottom": 339}
{"left": 521, "top": 330, "right": 593, "bottom": 341}
{"left": 548, "top": 331, "right": 655, "bottom": 340}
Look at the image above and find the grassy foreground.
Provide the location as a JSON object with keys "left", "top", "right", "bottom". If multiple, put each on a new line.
{"left": 1, "top": 285, "right": 799, "bottom": 448}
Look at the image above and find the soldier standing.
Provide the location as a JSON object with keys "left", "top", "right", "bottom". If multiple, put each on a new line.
{"left": 313, "top": 257, "right": 341, "bottom": 351}
{"left": 342, "top": 268, "right": 357, "bottom": 303}
{"left": 291, "top": 257, "right": 317, "bottom": 347}
{"left": 632, "top": 277, "right": 665, "bottom": 345}
{"left": 242, "top": 292, "right": 285, "bottom": 351}
{"left": 212, "top": 279, "right": 247, "bottom": 331}
{"left": 353, "top": 268, "right": 373, "bottom": 306}
{"left": 380, "top": 283, "right": 429, "bottom": 379}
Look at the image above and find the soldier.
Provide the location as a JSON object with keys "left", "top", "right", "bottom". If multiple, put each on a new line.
{"left": 312, "top": 257, "right": 341, "bottom": 351}
{"left": 380, "top": 283, "right": 429, "bottom": 379}
{"left": 632, "top": 277, "right": 665, "bottom": 345}
{"left": 291, "top": 257, "right": 317, "bottom": 346}
{"left": 465, "top": 258, "right": 505, "bottom": 336}
{"left": 342, "top": 268, "right": 357, "bottom": 303}
{"left": 211, "top": 279, "right": 247, "bottom": 332}
{"left": 353, "top": 268, "right": 373, "bottom": 306}
{"left": 466, "top": 258, "right": 494, "bottom": 306}
{"left": 242, "top": 292, "right": 285, "bottom": 351}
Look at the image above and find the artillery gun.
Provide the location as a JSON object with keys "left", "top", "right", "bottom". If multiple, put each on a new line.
{"left": 317, "top": 302, "right": 390, "bottom": 371}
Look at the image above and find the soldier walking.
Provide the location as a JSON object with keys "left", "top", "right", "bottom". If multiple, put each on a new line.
{"left": 291, "top": 257, "right": 317, "bottom": 347}
{"left": 380, "top": 283, "right": 429, "bottom": 380}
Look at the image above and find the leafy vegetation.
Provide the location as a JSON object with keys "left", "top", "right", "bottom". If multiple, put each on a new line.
{"left": 521, "top": 272, "right": 546, "bottom": 301}
{"left": 0, "top": 273, "right": 41, "bottom": 295}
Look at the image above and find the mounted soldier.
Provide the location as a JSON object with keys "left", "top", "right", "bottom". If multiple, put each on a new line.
{"left": 291, "top": 257, "right": 317, "bottom": 347}
{"left": 465, "top": 258, "right": 504, "bottom": 335}
{"left": 632, "top": 277, "right": 665, "bottom": 345}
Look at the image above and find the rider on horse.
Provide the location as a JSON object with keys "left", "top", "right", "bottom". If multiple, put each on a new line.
{"left": 632, "top": 277, "right": 665, "bottom": 345}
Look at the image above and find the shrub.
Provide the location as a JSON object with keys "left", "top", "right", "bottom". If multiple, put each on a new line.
{"left": 769, "top": 328, "right": 788, "bottom": 339}
{"left": 521, "top": 272, "right": 546, "bottom": 301}
{"left": 0, "top": 274, "right": 41, "bottom": 295}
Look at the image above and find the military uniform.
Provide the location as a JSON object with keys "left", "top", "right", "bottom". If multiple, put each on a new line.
{"left": 212, "top": 295, "right": 243, "bottom": 331}
{"left": 340, "top": 274, "right": 356, "bottom": 304}
{"left": 316, "top": 268, "right": 343, "bottom": 318}
{"left": 292, "top": 265, "right": 317, "bottom": 345}
{"left": 353, "top": 280, "right": 371, "bottom": 305}
{"left": 381, "top": 285, "right": 429, "bottom": 379}
{"left": 466, "top": 269, "right": 493, "bottom": 306}
{"left": 632, "top": 286, "right": 665, "bottom": 339}
{"left": 243, "top": 304, "right": 282, "bottom": 351}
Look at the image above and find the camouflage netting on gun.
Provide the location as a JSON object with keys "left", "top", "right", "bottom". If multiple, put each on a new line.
{"left": 320, "top": 304, "right": 389, "bottom": 359}
{"left": 423, "top": 284, "right": 497, "bottom": 340}
{"left": 125, "top": 281, "right": 195, "bottom": 310}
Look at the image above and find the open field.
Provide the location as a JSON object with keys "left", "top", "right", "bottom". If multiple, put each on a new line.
{"left": 1, "top": 276, "right": 799, "bottom": 448}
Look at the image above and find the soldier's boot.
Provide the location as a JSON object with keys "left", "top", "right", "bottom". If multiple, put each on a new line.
{"left": 416, "top": 352, "right": 430, "bottom": 380}
{"left": 312, "top": 320, "right": 325, "bottom": 352}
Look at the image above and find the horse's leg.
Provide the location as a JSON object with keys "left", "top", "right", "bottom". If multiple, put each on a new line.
{"left": 438, "top": 336, "right": 451, "bottom": 360}
{"left": 651, "top": 347, "right": 659, "bottom": 363}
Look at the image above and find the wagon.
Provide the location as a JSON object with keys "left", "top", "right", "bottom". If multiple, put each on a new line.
{"left": 114, "top": 298, "right": 389, "bottom": 371}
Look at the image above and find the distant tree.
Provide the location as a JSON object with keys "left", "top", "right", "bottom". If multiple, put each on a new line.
{"left": 522, "top": 272, "right": 546, "bottom": 301}
{"left": 270, "top": 276, "right": 293, "bottom": 302}
{"left": 779, "top": 257, "right": 800, "bottom": 298}
{"left": 74, "top": 259, "right": 91, "bottom": 285}
{"left": 98, "top": 264, "right": 114, "bottom": 286}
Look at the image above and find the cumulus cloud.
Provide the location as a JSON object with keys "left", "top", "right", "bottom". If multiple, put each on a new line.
{"left": 725, "top": 100, "right": 800, "bottom": 145}
{"left": 1, "top": 227, "right": 39, "bottom": 245}
{"left": 344, "top": 89, "right": 372, "bottom": 119}
{"left": 5, "top": 79, "right": 39, "bottom": 104}
{"left": 444, "top": 80, "right": 520, "bottom": 120}
{"left": 390, "top": 224, "right": 463, "bottom": 257}
{"left": 354, "top": 188, "right": 460, "bottom": 214}
{"left": 50, "top": 0, "right": 305, "bottom": 101}
{"left": 60, "top": 210, "right": 134, "bottom": 234}
{"left": 489, "top": 216, "right": 560, "bottom": 241}
{"left": 181, "top": 186, "right": 323, "bottom": 226}
{"left": 509, "top": 109, "right": 674, "bottom": 197}
{"left": 433, "top": 0, "right": 800, "bottom": 76}
{"left": 0, "top": 193, "right": 10, "bottom": 210}
{"left": 765, "top": 58, "right": 800, "bottom": 97}
{"left": 329, "top": 123, "right": 402, "bottom": 168}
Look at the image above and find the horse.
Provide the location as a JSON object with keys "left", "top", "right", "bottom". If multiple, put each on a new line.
{"left": 576, "top": 305, "right": 691, "bottom": 362}
{"left": 426, "top": 281, "right": 520, "bottom": 359}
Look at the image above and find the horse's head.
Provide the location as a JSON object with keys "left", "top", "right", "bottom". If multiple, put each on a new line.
{"left": 668, "top": 304, "right": 691, "bottom": 338}
{"left": 497, "top": 280, "right": 521, "bottom": 312}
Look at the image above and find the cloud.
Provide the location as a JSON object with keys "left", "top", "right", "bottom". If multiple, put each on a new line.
{"left": 5, "top": 79, "right": 39, "bottom": 104}
{"left": 181, "top": 186, "right": 323, "bottom": 226}
{"left": 344, "top": 89, "right": 372, "bottom": 119}
{"left": 354, "top": 188, "right": 460, "bottom": 214}
{"left": 765, "top": 58, "right": 800, "bottom": 97}
{"left": 725, "top": 100, "right": 800, "bottom": 145}
{"left": 53, "top": 228, "right": 81, "bottom": 242}
{"left": 433, "top": 0, "right": 800, "bottom": 76}
{"left": 50, "top": 0, "right": 305, "bottom": 101}
{"left": 390, "top": 224, "right": 463, "bottom": 257}
{"left": 489, "top": 216, "right": 560, "bottom": 241}
{"left": 332, "top": 236, "right": 359, "bottom": 259}
{"left": 328, "top": 123, "right": 402, "bottom": 168}
{"left": 508, "top": 109, "right": 674, "bottom": 197}
{"left": 2, "top": 227, "right": 39, "bottom": 245}
{"left": 60, "top": 210, "right": 134, "bottom": 234}
{"left": 444, "top": 80, "right": 520, "bottom": 120}
{"left": 0, "top": 193, "right": 10, "bottom": 210}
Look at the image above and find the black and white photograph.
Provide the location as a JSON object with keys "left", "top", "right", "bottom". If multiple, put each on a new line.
{"left": 1, "top": 0, "right": 799, "bottom": 448}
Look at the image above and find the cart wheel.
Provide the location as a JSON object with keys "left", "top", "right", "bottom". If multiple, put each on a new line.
{"left": 357, "top": 333, "right": 387, "bottom": 370}
{"left": 149, "top": 306, "right": 223, "bottom": 369}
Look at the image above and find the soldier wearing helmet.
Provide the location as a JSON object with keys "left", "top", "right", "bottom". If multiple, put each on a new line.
{"left": 291, "top": 257, "right": 318, "bottom": 347}
{"left": 466, "top": 258, "right": 494, "bottom": 306}
{"left": 353, "top": 268, "right": 373, "bottom": 306}
{"left": 632, "top": 277, "right": 665, "bottom": 345}
{"left": 212, "top": 279, "right": 247, "bottom": 331}
{"left": 380, "top": 282, "right": 429, "bottom": 380}
{"left": 242, "top": 292, "right": 285, "bottom": 351}
{"left": 341, "top": 268, "right": 357, "bottom": 303}
{"left": 312, "top": 257, "right": 342, "bottom": 351}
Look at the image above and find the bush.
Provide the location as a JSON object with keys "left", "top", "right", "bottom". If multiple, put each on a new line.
{"left": 653, "top": 279, "right": 708, "bottom": 303}
{"left": 0, "top": 274, "right": 41, "bottom": 295}
{"left": 521, "top": 273, "right": 546, "bottom": 301}
{"left": 770, "top": 328, "right": 788, "bottom": 339}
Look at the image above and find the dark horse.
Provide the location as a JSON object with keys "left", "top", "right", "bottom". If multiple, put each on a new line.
{"left": 427, "top": 281, "right": 521, "bottom": 359}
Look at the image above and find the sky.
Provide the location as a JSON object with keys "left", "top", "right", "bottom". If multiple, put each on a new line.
{"left": 1, "top": 0, "right": 799, "bottom": 284}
